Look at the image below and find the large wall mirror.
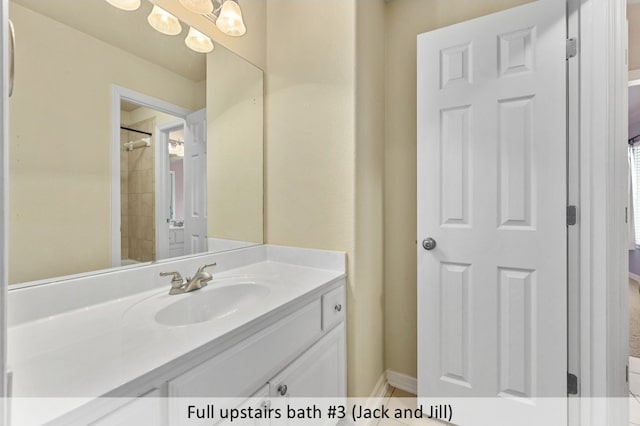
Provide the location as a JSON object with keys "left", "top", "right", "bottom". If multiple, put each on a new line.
{"left": 8, "top": 0, "right": 264, "bottom": 285}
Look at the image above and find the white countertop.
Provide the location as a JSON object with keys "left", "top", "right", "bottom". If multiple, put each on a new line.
{"left": 7, "top": 245, "right": 345, "bottom": 424}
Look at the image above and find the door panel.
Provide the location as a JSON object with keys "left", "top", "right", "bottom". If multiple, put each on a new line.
{"left": 417, "top": 0, "right": 566, "bottom": 423}
{"left": 184, "top": 109, "right": 207, "bottom": 254}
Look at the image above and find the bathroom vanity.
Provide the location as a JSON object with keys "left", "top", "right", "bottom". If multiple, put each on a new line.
{"left": 7, "top": 245, "right": 346, "bottom": 425}
{"left": 168, "top": 226, "right": 185, "bottom": 258}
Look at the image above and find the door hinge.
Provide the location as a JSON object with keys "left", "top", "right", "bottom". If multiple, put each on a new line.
{"left": 568, "top": 372, "right": 578, "bottom": 395}
{"left": 567, "top": 205, "right": 577, "bottom": 226}
{"left": 566, "top": 38, "right": 577, "bottom": 60}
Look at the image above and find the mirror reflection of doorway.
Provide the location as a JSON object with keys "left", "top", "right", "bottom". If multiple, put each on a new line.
{"left": 167, "top": 126, "right": 186, "bottom": 259}
{"left": 119, "top": 100, "right": 182, "bottom": 266}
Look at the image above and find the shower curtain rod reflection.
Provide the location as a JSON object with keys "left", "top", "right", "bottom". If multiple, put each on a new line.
{"left": 120, "top": 126, "right": 152, "bottom": 136}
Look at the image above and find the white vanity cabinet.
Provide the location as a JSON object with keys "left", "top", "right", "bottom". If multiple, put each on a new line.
{"left": 165, "top": 283, "right": 346, "bottom": 425}
{"left": 9, "top": 245, "right": 347, "bottom": 426}
{"left": 268, "top": 324, "right": 345, "bottom": 400}
{"left": 169, "top": 227, "right": 185, "bottom": 257}
{"left": 91, "top": 389, "right": 164, "bottom": 426}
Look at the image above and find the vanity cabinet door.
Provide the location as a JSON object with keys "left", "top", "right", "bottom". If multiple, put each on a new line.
{"left": 269, "top": 323, "right": 345, "bottom": 399}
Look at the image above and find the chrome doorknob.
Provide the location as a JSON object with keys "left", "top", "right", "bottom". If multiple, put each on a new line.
{"left": 278, "top": 384, "right": 288, "bottom": 396}
{"left": 422, "top": 238, "right": 437, "bottom": 251}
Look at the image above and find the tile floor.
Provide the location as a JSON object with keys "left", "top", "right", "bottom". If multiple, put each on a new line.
{"left": 375, "top": 387, "right": 445, "bottom": 426}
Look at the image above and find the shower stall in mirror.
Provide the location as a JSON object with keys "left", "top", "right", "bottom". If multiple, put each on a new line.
{"left": 119, "top": 100, "right": 193, "bottom": 266}
{"left": 119, "top": 113, "right": 157, "bottom": 265}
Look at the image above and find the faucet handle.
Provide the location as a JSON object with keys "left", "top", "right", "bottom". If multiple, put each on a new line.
{"left": 197, "top": 263, "right": 217, "bottom": 273}
{"left": 160, "top": 271, "right": 184, "bottom": 286}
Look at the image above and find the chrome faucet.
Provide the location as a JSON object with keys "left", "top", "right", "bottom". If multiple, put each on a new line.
{"left": 160, "top": 263, "right": 217, "bottom": 295}
{"left": 159, "top": 271, "right": 187, "bottom": 295}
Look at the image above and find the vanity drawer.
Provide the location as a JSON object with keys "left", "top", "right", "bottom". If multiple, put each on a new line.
{"left": 322, "top": 286, "right": 345, "bottom": 331}
{"left": 168, "top": 299, "right": 322, "bottom": 398}
{"left": 218, "top": 385, "right": 271, "bottom": 426}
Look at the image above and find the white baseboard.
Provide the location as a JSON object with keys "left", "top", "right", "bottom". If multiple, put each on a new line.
{"left": 368, "top": 372, "right": 389, "bottom": 399}
{"left": 359, "top": 372, "right": 389, "bottom": 426}
{"left": 386, "top": 370, "right": 417, "bottom": 395}
{"left": 631, "top": 272, "right": 640, "bottom": 283}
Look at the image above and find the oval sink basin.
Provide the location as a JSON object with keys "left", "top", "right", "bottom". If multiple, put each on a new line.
{"left": 155, "top": 283, "right": 270, "bottom": 326}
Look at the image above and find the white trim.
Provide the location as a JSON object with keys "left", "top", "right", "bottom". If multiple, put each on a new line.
{"left": 110, "top": 85, "right": 191, "bottom": 267}
{"left": 631, "top": 272, "right": 640, "bottom": 282}
{"left": 1, "top": 0, "right": 8, "bottom": 404}
{"left": 386, "top": 370, "right": 417, "bottom": 395}
{"left": 573, "top": 0, "right": 628, "bottom": 425}
{"left": 567, "top": 2, "right": 581, "bottom": 418}
{"left": 368, "top": 372, "right": 389, "bottom": 400}
{"left": 358, "top": 373, "right": 390, "bottom": 426}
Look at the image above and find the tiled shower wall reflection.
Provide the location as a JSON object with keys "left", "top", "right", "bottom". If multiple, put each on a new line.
{"left": 120, "top": 117, "right": 156, "bottom": 263}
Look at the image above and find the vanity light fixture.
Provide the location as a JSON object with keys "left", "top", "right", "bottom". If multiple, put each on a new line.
{"left": 215, "top": 0, "right": 246, "bottom": 37}
{"left": 179, "top": 0, "right": 214, "bottom": 15}
{"left": 104, "top": 0, "right": 245, "bottom": 52}
{"left": 185, "top": 27, "right": 214, "bottom": 53}
{"left": 168, "top": 140, "right": 185, "bottom": 157}
{"left": 147, "top": 5, "right": 182, "bottom": 36}
{"left": 104, "top": 0, "right": 141, "bottom": 11}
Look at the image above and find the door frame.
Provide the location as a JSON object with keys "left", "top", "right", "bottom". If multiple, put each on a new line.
{"left": 570, "top": 0, "right": 628, "bottom": 425}
{"left": 1, "top": 0, "right": 8, "bottom": 406}
{"left": 110, "top": 85, "right": 191, "bottom": 267}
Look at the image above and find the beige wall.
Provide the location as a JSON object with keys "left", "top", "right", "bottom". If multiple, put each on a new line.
{"left": 9, "top": 3, "right": 203, "bottom": 283}
{"left": 207, "top": 49, "right": 263, "bottom": 243}
{"left": 354, "top": 0, "right": 386, "bottom": 398}
{"left": 266, "top": 0, "right": 387, "bottom": 396}
{"left": 265, "top": 0, "right": 355, "bottom": 255}
{"left": 265, "top": 0, "right": 361, "bottom": 393}
{"left": 383, "top": 0, "right": 534, "bottom": 378}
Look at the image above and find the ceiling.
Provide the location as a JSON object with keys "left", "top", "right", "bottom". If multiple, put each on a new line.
{"left": 121, "top": 100, "right": 141, "bottom": 112}
{"left": 12, "top": 0, "right": 207, "bottom": 82}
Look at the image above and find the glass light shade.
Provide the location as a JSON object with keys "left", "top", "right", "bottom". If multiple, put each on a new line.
{"left": 105, "top": 0, "right": 140, "bottom": 11}
{"left": 178, "top": 0, "right": 213, "bottom": 15}
{"left": 215, "top": 0, "right": 246, "bottom": 37}
{"left": 168, "top": 142, "right": 184, "bottom": 157}
{"left": 185, "top": 27, "right": 214, "bottom": 53}
{"left": 147, "top": 5, "right": 182, "bottom": 36}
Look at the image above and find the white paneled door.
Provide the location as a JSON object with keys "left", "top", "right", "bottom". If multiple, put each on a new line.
{"left": 417, "top": 1, "right": 567, "bottom": 424}
{"left": 184, "top": 109, "right": 207, "bottom": 254}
